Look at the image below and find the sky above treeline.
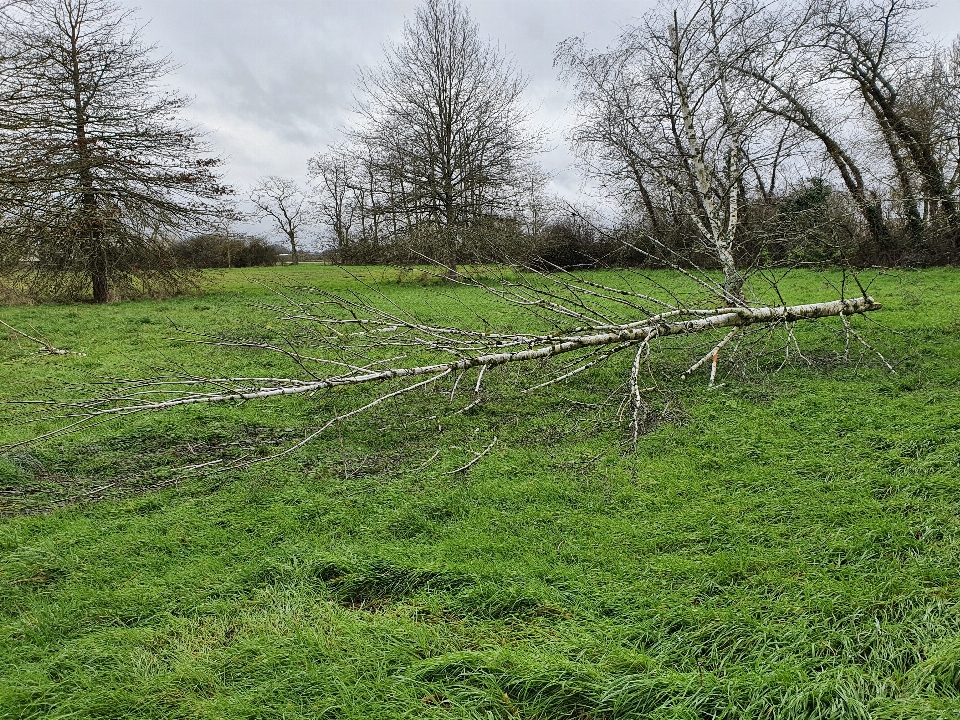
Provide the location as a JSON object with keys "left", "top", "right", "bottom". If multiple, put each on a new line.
{"left": 132, "top": 0, "right": 960, "bottom": 234}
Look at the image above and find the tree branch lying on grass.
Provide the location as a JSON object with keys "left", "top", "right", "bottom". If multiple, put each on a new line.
{"left": 7, "top": 264, "right": 883, "bottom": 461}
{"left": 0, "top": 318, "right": 81, "bottom": 356}
{"left": 33, "top": 298, "right": 883, "bottom": 414}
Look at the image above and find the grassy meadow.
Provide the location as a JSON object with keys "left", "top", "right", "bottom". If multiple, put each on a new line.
{"left": 1, "top": 265, "right": 959, "bottom": 719}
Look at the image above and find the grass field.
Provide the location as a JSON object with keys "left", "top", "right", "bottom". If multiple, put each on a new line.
{"left": 1, "top": 265, "right": 959, "bottom": 719}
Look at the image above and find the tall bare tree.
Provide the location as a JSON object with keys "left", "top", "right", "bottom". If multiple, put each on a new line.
{"left": 739, "top": 0, "right": 896, "bottom": 256}
{"left": 560, "top": 0, "right": 960, "bottom": 265}
{"left": 308, "top": 150, "right": 354, "bottom": 256}
{"left": 0, "top": 0, "right": 228, "bottom": 302}
{"left": 741, "top": 0, "right": 960, "bottom": 259}
{"left": 560, "top": 0, "right": 803, "bottom": 301}
{"left": 349, "top": 0, "right": 539, "bottom": 274}
{"left": 816, "top": 0, "right": 959, "bottom": 252}
{"left": 249, "top": 176, "right": 307, "bottom": 264}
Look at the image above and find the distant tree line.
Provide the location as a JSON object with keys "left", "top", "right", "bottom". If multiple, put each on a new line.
{"left": 171, "top": 233, "right": 283, "bottom": 269}
{"left": 310, "top": 0, "right": 959, "bottom": 270}
{"left": 1, "top": 0, "right": 957, "bottom": 305}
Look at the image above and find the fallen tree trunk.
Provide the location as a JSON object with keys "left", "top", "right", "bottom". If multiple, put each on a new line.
{"left": 17, "top": 296, "right": 880, "bottom": 424}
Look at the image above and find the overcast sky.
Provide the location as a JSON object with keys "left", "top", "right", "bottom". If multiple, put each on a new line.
{"left": 131, "top": 0, "right": 960, "bottom": 236}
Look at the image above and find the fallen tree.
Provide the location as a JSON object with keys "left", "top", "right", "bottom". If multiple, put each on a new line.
{"left": 30, "top": 297, "right": 881, "bottom": 413}
{"left": 9, "top": 261, "right": 885, "bottom": 460}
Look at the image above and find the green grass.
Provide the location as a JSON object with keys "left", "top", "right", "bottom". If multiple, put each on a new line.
{"left": 1, "top": 265, "right": 959, "bottom": 718}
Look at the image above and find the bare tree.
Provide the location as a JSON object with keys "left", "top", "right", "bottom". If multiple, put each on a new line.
{"left": 249, "top": 176, "right": 308, "bottom": 264}
{"left": 902, "top": 38, "right": 960, "bottom": 242}
{"left": 739, "top": 0, "right": 960, "bottom": 259}
{"left": 816, "top": 0, "right": 959, "bottom": 252}
{"left": 308, "top": 148, "right": 358, "bottom": 259}
{"left": 348, "top": 0, "right": 539, "bottom": 274}
{"left": 741, "top": 15, "right": 896, "bottom": 257}
{"left": 0, "top": 0, "right": 228, "bottom": 302}
{"left": 558, "top": 0, "right": 960, "bottom": 266}
{"left": 560, "top": 0, "right": 806, "bottom": 302}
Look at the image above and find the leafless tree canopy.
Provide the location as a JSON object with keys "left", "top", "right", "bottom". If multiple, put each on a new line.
{"left": 823, "top": 0, "right": 960, "bottom": 250}
{"left": 560, "top": 1, "right": 794, "bottom": 300}
{"left": 249, "top": 176, "right": 308, "bottom": 264}
{"left": 0, "top": 0, "right": 229, "bottom": 302}
{"left": 308, "top": 148, "right": 356, "bottom": 255}
{"left": 310, "top": 0, "right": 542, "bottom": 270}
{"left": 559, "top": 0, "right": 960, "bottom": 266}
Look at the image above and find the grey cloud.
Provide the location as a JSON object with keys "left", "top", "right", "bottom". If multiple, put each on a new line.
{"left": 127, "top": 0, "right": 959, "bottom": 201}
{"left": 129, "top": 0, "right": 666, "bottom": 191}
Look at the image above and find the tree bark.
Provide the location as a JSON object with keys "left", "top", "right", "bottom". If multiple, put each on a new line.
{"left": 69, "top": 8, "right": 109, "bottom": 302}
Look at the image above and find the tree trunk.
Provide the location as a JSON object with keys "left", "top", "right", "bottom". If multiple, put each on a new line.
{"left": 90, "top": 238, "right": 108, "bottom": 302}
{"left": 287, "top": 230, "right": 300, "bottom": 264}
{"left": 444, "top": 233, "right": 458, "bottom": 279}
{"left": 70, "top": 13, "right": 110, "bottom": 303}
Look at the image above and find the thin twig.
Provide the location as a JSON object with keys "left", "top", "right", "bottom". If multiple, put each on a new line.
{"left": 443, "top": 437, "right": 497, "bottom": 475}
{"left": 681, "top": 328, "right": 740, "bottom": 380}
{"left": 0, "top": 319, "right": 80, "bottom": 356}
{"left": 412, "top": 448, "right": 442, "bottom": 472}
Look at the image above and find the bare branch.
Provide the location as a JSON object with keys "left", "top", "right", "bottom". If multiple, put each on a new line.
{"left": 443, "top": 436, "right": 497, "bottom": 475}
